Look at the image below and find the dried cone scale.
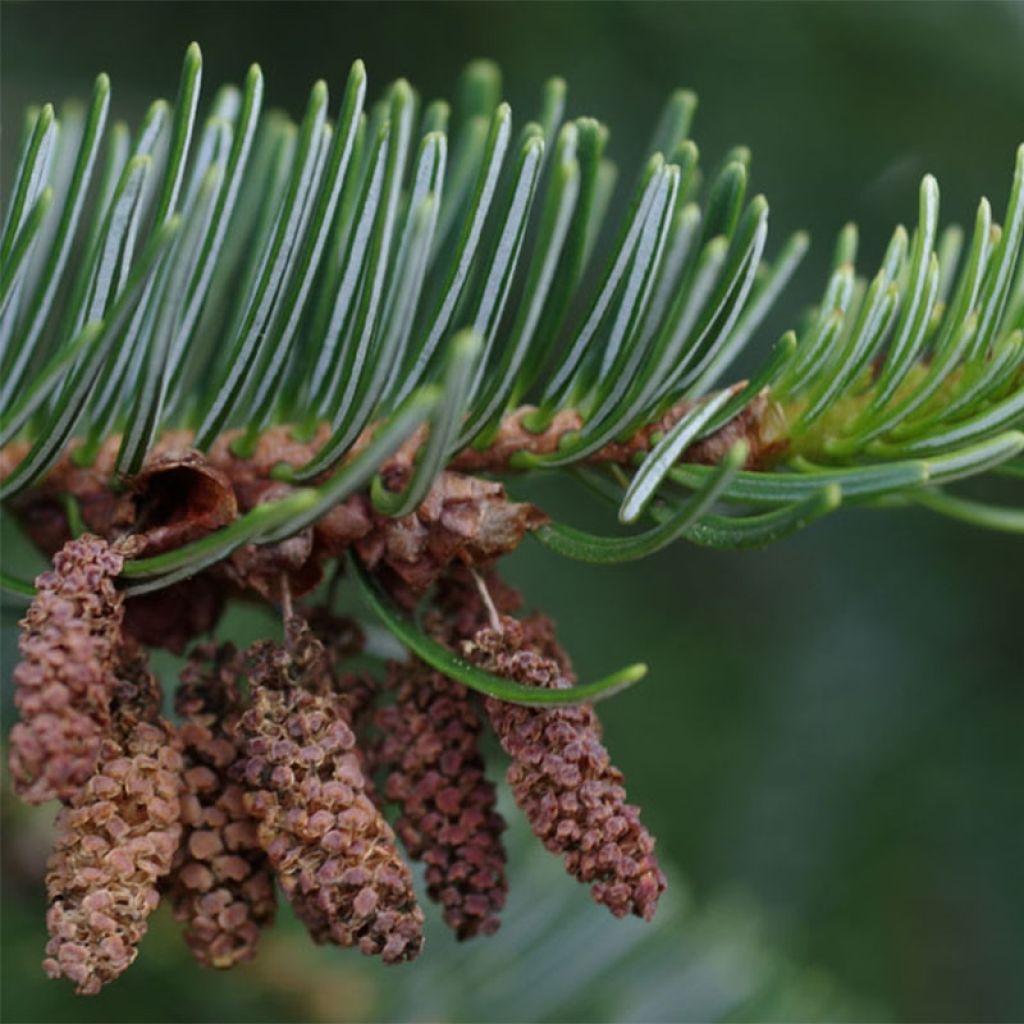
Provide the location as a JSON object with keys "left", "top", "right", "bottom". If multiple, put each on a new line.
{"left": 374, "top": 657, "right": 508, "bottom": 939}
{"left": 168, "top": 643, "right": 276, "bottom": 968}
{"left": 42, "top": 643, "right": 183, "bottom": 994}
{"left": 237, "top": 617, "right": 424, "bottom": 963}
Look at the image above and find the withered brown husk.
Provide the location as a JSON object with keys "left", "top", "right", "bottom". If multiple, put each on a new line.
{"left": 128, "top": 450, "right": 238, "bottom": 555}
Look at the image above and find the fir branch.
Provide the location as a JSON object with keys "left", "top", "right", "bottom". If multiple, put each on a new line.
{"left": 0, "top": 43, "right": 1020, "bottom": 591}
{"left": 2, "top": 44, "right": 1021, "bottom": 993}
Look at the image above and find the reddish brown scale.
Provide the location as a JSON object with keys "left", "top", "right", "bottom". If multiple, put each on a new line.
{"left": 168, "top": 643, "right": 277, "bottom": 969}
{"left": 465, "top": 616, "right": 666, "bottom": 922}
{"left": 237, "top": 619, "right": 424, "bottom": 963}
{"left": 374, "top": 658, "right": 508, "bottom": 939}
{"left": 42, "top": 645, "right": 183, "bottom": 994}
{"left": 9, "top": 535, "right": 127, "bottom": 805}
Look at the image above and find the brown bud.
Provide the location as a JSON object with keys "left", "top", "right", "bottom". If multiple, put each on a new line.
{"left": 355, "top": 471, "right": 547, "bottom": 595}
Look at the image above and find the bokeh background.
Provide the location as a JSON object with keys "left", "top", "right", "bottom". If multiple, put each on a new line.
{"left": 2, "top": 2, "right": 1022, "bottom": 1022}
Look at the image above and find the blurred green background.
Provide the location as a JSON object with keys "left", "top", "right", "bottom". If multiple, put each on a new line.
{"left": 2, "top": 2, "right": 1022, "bottom": 1021}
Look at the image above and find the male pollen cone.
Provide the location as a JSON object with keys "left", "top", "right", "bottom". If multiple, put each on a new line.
{"left": 373, "top": 657, "right": 508, "bottom": 939}
{"left": 168, "top": 642, "right": 277, "bottom": 969}
{"left": 42, "top": 643, "right": 183, "bottom": 994}
{"left": 466, "top": 615, "right": 667, "bottom": 922}
{"left": 9, "top": 535, "right": 127, "bottom": 805}
{"left": 237, "top": 618, "right": 424, "bottom": 963}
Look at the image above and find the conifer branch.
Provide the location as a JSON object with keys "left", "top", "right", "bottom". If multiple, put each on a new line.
{"left": 2, "top": 44, "right": 1021, "bottom": 993}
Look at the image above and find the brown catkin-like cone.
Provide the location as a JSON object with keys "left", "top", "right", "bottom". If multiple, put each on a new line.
{"left": 9, "top": 534, "right": 126, "bottom": 805}
{"left": 168, "top": 643, "right": 276, "bottom": 969}
{"left": 237, "top": 618, "right": 424, "bottom": 963}
{"left": 465, "top": 616, "right": 667, "bottom": 922}
{"left": 42, "top": 645, "right": 183, "bottom": 994}
{"left": 374, "top": 658, "right": 508, "bottom": 939}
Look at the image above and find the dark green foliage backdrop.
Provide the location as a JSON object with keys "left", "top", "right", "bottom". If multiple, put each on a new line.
{"left": 2, "top": 2, "right": 1022, "bottom": 1021}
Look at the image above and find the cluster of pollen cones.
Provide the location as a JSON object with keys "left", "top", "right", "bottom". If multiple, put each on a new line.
{"left": 7, "top": 534, "right": 665, "bottom": 995}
